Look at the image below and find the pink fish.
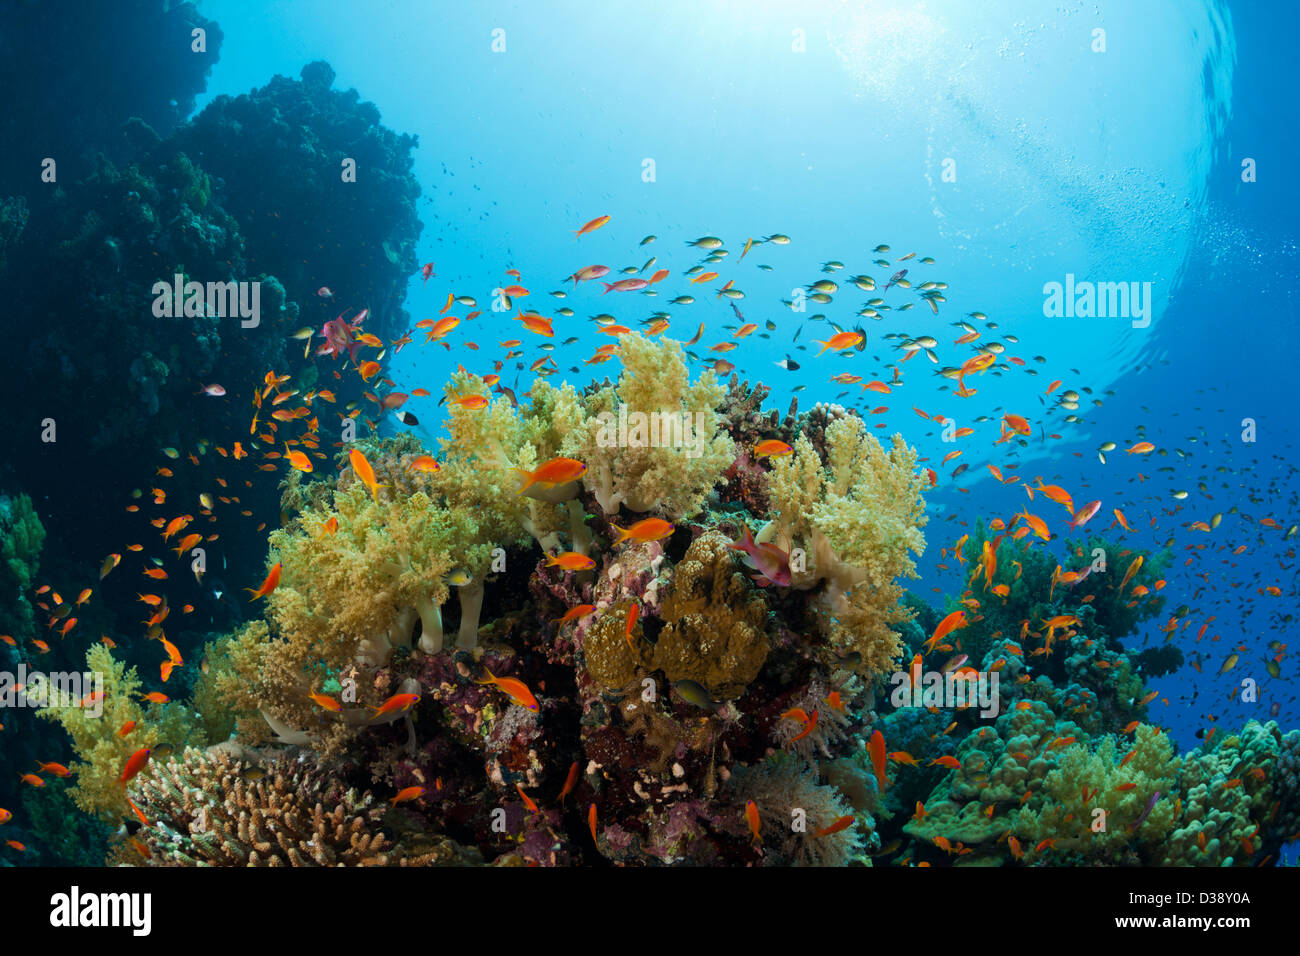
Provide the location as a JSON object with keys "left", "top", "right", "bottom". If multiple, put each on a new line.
{"left": 316, "top": 286, "right": 334, "bottom": 298}
{"left": 197, "top": 384, "right": 226, "bottom": 397}
{"left": 317, "top": 310, "right": 366, "bottom": 364}
{"left": 421, "top": 263, "right": 435, "bottom": 283}
{"left": 1068, "top": 499, "right": 1102, "bottom": 531}
{"left": 728, "top": 524, "right": 792, "bottom": 587}
{"left": 883, "top": 269, "right": 908, "bottom": 293}
{"left": 565, "top": 264, "right": 610, "bottom": 287}
{"left": 601, "top": 278, "right": 649, "bottom": 294}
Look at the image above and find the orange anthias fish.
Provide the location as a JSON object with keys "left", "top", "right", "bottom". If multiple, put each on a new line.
{"left": 1034, "top": 480, "right": 1074, "bottom": 514}
{"left": 308, "top": 691, "right": 341, "bottom": 712}
{"left": 515, "top": 457, "right": 586, "bottom": 492}
{"left": 625, "top": 601, "right": 639, "bottom": 647}
{"left": 391, "top": 786, "right": 426, "bottom": 806}
{"left": 926, "top": 610, "right": 968, "bottom": 654}
{"left": 370, "top": 692, "right": 421, "bottom": 720}
{"left": 516, "top": 783, "right": 539, "bottom": 814}
{"left": 813, "top": 815, "right": 855, "bottom": 838}
{"left": 574, "top": 215, "right": 610, "bottom": 238}
{"left": 117, "top": 748, "right": 151, "bottom": 786}
{"left": 286, "top": 449, "right": 313, "bottom": 472}
{"left": 611, "top": 517, "right": 675, "bottom": 545}
{"left": 868, "top": 730, "right": 888, "bottom": 790}
{"left": 788, "top": 710, "right": 819, "bottom": 744}
{"left": 246, "top": 562, "right": 282, "bottom": 601}
{"left": 349, "top": 448, "right": 386, "bottom": 502}
{"left": 554, "top": 604, "right": 596, "bottom": 625}
{"left": 545, "top": 551, "right": 596, "bottom": 571}
{"left": 475, "top": 666, "right": 539, "bottom": 711}
{"left": 35, "top": 761, "right": 71, "bottom": 777}
{"left": 588, "top": 803, "right": 599, "bottom": 843}
{"left": 745, "top": 800, "right": 762, "bottom": 846}
{"left": 1069, "top": 499, "right": 1102, "bottom": 530}
{"left": 1119, "top": 554, "right": 1144, "bottom": 593}
{"left": 560, "top": 761, "right": 581, "bottom": 806}
{"left": 754, "top": 439, "right": 793, "bottom": 458}
{"left": 813, "top": 331, "right": 863, "bottom": 356}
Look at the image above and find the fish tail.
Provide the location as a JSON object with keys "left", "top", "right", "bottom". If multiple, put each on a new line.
{"left": 610, "top": 523, "right": 631, "bottom": 544}
{"left": 513, "top": 468, "right": 536, "bottom": 493}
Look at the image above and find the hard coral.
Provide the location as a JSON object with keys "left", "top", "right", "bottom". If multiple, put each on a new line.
{"left": 651, "top": 530, "right": 770, "bottom": 701}
{"left": 123, "top": 745, "right": 477, "bottom": 866}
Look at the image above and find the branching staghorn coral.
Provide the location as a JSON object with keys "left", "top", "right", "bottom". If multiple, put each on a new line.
{"left": 122, "top": 745, "right": 475, "bottom": 866}
{"left": 762, "top": 416, "right": 927, "bottom": 677}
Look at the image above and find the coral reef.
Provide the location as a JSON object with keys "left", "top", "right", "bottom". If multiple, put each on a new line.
{"left": 35, "top": 644, "right": 201, "bottom": 822}
{"left": 650, "top": 530, "right": 771, "bottom": 701}
{"left": 0, "top": 492, "right": 45, "bottom": 643}
{"left": 122, "top": 745, "right": 480, "bottom": 866}
{"left": 762, "top": 415, "right": 928, "bottom": 677}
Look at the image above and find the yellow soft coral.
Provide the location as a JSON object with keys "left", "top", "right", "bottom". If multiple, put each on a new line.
{"left": 36, "top": 643, "right": 201, "bottom": 821}
{"left": 561, "top": 334, "right": 735, "bottom": 519}
{"left": 761, "top": 416, "right": 927, "bottom": 675}
{"left": 440, "top": 373, "right": 592, "bottom": 553}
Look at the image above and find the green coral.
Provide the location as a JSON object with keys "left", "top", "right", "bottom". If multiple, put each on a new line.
{"left": 1011, "top": 724, "right": 1181, "bottom": 863}
{"left": 0, "top": 492, "right": 46, "bottom": 642}
{"left": 651, "top": 530, "right": 770, "bottom": 700}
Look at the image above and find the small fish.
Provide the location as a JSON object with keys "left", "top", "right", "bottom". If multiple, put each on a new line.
{"left": 745, "top": 800, "right": 762, "bottom": 845}
{"left": 611, "top": 517, "right": 674, "bottom": 545}
{"left": 371, "top": 692, "right": 420, "bottom": 720}
{"left": 560, "top": 761, "right": 581, "bottom": 806}
{"left": 813, "top": 815, "right": 855, "bottom": 838}
{"left": 246, "top": 563, "right": 282, "bottom": 601}
{"left": 117, "top": 748, "right": 152, "bottom": 786}
{"left": 516, "top": 457, "right": 587, "bottom": 491}
{"left": 672, "top": 679, "right": 716, "bottom": 710}
{"left": 349, "top": 448, "right": 386, "bottom": 502}
{"left": 575, "top": 215, "right": 610, "bottom": 238}
{"left": 391, "top": 786, "right": 426, "bottom": 806}
{"left": 475, "top": 666, "right": 539, "bottom": 711}
{"left": 308, "top": 691, "right": 341, "bottom": 712}
{"left": 545, "top": 551, "right": 596, "bottom": 571}
{"left": 754, "top": 439, "right": 793, "bottom": 458}
{"left": 554, "top": 604, "right": 596, "bottom": 625}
